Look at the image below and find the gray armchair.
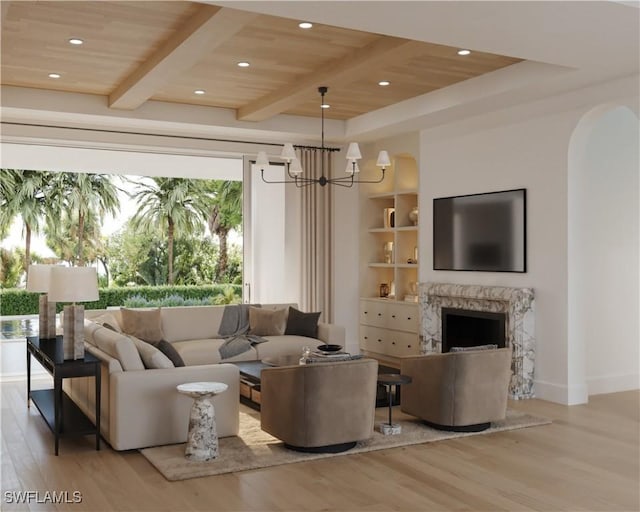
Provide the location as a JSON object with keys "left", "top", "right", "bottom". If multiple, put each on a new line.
{"left": 400, "top": 348, "right": 512, "bottom": 431}
{"left": 260, "top": 358, "right": 379, "bottom": 452}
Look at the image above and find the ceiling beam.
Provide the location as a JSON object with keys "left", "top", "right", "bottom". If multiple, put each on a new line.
{"left": 237, "top": 37, "right": 425, "bottom": 122}
{"left": 109, "top": 6, "right": 257, "bottom": 110}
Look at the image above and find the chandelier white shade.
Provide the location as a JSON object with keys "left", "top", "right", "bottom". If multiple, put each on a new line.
{"left": 257, "top": 86, "right": 389, "bottom": 188}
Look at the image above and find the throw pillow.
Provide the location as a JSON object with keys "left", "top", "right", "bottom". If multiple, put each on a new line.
{"left": 249, "top": 307, "right": 287, "bottom": 336}
{"left": 449, "top": 344, "right": 498, "bottom": 352}
{"left": 120, "top": 307, "right": 164, "bottom": 344}
{"left": 91, "top": 312, "right": 122, "bottom": 333}
{"left": 285, "top": 307, "right": 321, "bottom": 338}
{"left": 156, "top": 340, "right": 185, "bottom": 367}
{"left": 129, "top": 336, "right": 175, "bottom": 370}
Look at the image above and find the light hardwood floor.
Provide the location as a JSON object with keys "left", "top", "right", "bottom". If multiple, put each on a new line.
{"left": 1, "top": 379, "right": 638, "bottom": 512}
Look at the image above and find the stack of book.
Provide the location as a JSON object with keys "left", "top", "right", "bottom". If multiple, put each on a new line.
{"left": 303, "top": 351, "right": 362, "bottom": 364}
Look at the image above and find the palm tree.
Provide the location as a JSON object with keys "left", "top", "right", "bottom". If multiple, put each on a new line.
{"left": 129, "top": 177, "right": 210, "bottom": 284}
{"left": 0, "top": 169, "right": 56, "bottom": 278}
{"left": 51, "top": 172, "right": 119, "bottom": 266}
{"left": 207, "top": 180, "right": 242, "bottom": 282}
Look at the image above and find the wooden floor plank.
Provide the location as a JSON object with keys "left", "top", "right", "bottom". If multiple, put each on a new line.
{"left": 2, "top": 380, "right": 638, "bottom": 512}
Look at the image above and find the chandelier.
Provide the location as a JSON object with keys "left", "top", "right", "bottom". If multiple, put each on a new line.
{"left": 256, "top": 86, "right": 390, "bottom": 188}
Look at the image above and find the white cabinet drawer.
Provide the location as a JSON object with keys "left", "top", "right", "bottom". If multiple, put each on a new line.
{"left": 359, "top": 325, "right": 419, "bottom": 357}
{"left": 386, "top": 302, "right": 418, "bottom": 333}
{"left": 359, "top": 301, "right": 388, "bottom": 328}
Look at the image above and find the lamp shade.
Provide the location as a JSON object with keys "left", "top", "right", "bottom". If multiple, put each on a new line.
{"left": 376, "top": 150, "right": 391, "bottom": 168}
{"left": 255, "top": 151, "right": 270, "bottom": 168}
{"left": 280, "top": 143, "right": 297, "bottom": 163}
{"left": 26, "top": 264, "right": 54, "bottom": 293}
{"left": 289, "top": 157, "right": 303, "bottom": 176}
{"left": 345, "top": 142, "right": 362, "bottom": 160}
{"left": 48, "top": 266, "right": 99, "bottom": 303}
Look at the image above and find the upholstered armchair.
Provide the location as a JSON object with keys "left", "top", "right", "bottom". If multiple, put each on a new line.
{"left": 400, "top": 348, "right": 512, "bottom": 431}
{"left": 260, "top": 358, "right": 379, "bottom": 452}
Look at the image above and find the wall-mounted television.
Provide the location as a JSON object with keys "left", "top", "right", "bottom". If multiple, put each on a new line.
{"left": 433, "top": 188, "right": 526, "bottom": 272}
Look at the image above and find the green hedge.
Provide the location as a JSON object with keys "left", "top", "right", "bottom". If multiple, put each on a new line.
{"left": 0, "top": 284, "right": 242, "bottom": 316}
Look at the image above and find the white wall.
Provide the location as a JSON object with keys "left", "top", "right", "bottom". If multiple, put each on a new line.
{"left": 569, "top": 106, "right": 639, "bottom": 397}
{"left": 404, "top": 85, "right": 639, "bottom": 404}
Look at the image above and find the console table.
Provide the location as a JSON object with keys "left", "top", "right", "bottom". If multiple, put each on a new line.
{"left": 26, "top": 336, "right": 101, "bottom": 455}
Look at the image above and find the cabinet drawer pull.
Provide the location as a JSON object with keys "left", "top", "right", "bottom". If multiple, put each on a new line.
{"left": 377, "top": 313, "right": 382, "bottom": 316}
{"left": 364, "top": 336, "right": 368, "bottom": 340}
{"left": 377, "top": 339, "right": 382, "bottom": 342}
{"left": 407, "top": 317, "right": 412, "bottom": 320}
{"left": 364, "top": 311, "right": 368, "bottom": 315}
{"left": 392, "top": 341, "right": 396, "bottom": 345}
{"left": 391, "top": 314, "right": 396, "bottom": 318}
{"left": 408, "top": 345, "right": 412, "bottom": 348}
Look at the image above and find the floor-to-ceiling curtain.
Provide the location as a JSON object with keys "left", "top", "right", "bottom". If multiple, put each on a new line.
{"left": 298, "top": 148, "right": 333, "bottom": 322}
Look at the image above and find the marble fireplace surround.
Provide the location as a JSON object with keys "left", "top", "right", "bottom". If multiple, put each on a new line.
{"left": 419, "top": 282, "right": 535, "bottom": 399}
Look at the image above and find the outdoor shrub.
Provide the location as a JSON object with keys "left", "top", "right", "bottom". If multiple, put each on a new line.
{"left": 0, "top": 284, "right": 242, "bottom": 315}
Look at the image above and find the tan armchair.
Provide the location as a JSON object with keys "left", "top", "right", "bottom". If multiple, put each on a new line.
{"left": 260, "top": 358, "right": 379, "bottom": 452}
{"left": 400, "top": 348, "right": 512, "bottom": 432}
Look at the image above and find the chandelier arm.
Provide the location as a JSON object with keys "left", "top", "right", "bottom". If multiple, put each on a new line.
{"left": 346, "top": 169, "right": 386, "bottom": 184}
{"left": 260, "top": 170, "right": 302, "bottom": 185}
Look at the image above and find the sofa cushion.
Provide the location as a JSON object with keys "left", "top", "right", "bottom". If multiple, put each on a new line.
{"left": 84, "top": 322, "right": 145, "bottom": 371}
{"left": 285, "top": 307, "right": 321, "bottom": 338}
{"left": 129, "top": 336, "right": 175, "bottom": 370}
{"left": 171, "top": 339, "right": 258, "bottom": 366}
{"left": 160, "top": 306, "right": 225, "bottom": 343}
{"left": 120, "top": 308, "right": 165, "bottom": 344}
{"left": 249, "top": 307, "right": 287, "bottom": 336}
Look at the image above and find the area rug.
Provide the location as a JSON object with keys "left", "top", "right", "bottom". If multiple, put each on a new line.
{"left": 140, "top": 407, "right": 549, "bottom": 481}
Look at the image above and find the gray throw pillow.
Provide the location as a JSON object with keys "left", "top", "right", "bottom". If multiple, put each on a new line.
{"left": 285, "top": 307, "right": 321, "bottom": 338}
{"left": 156, "top": 340, "right": 185, "bottom": 367}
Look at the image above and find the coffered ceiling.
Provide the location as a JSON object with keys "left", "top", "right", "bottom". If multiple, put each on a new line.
{"left": 0, "top": 1, "right": 522, "bottom": 122}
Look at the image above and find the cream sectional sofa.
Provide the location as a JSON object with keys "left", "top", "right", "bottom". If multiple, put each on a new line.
{"left": 63, "top": 304, "right": 345, "bottom": 451}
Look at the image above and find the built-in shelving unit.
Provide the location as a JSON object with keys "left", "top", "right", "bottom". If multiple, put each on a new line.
{"left": 359, "top": 153, "right": 420, "bottom": 366}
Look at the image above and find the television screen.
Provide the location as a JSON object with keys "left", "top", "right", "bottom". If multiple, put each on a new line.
{"left": 433, "top": 188, "right": 526, "bottom": 272}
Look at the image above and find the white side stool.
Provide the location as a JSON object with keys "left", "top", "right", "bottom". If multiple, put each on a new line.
{"left": 177, "top": 381, "right": 228, "bottom": 461}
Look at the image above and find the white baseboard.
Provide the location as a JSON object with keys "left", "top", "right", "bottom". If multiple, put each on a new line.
{"left": 534, "top": 379, "right": 588, "bottom": 405}
{"left": 588, "top": 373, "right": 640, "bottom": 396}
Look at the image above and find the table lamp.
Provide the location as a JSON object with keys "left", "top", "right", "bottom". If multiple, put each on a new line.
{"left": 26, "top": 264, "right": 56, "bottom": 340}
{"left": 47, "top": 266, "right": 99, "bottom": 359}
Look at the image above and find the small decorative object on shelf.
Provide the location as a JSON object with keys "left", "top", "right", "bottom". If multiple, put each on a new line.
{"left": 409, "top": 206, "right": 419, "bottom": 225}
{"left": 383, "top": 207, "right": 395, "bottom": 228}
{"left": 389, "top": 281, "right": 396, "bottom": 299}
{"left": 383, "top": 241, "right": 394, "bottom": 264}
{"left": 380, "top": 283, "right": 390, "bottom": 298}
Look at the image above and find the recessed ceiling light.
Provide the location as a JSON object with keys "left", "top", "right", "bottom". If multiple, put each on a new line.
{"left": 457, "top": 49, "right": 471, "bottom": 56}
{"left": 48, "top": 73, "right": 61, "bottom": 79}
{"left": 68, "top": 38, "right": 84, "bottom": 45}
{"left": 321, "top": 103, "right": 330, "bottom": 109}
{"left": 194, "top": 89, "right": 206, "bottom": 95}
{"left": 237, "top": 61, "right": 250, "bottom": 68}
{"left": 378, "top": 80, "right": 390, "bottom": 86}
{"left": 298, "top": 22, "right": 313, "bottom": 29}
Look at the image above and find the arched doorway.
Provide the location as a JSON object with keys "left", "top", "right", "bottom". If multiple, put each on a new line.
{"left": 568, "top": 105, "right": 639, "bottom": 403}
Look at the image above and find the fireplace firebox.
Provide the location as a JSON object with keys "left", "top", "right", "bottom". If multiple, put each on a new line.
{"left": 442, "top": 308, "right": 506, "bottom": 353}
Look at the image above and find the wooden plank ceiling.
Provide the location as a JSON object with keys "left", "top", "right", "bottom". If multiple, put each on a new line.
{"left": 1, "top": 1, "right": 523, "bottom": 121}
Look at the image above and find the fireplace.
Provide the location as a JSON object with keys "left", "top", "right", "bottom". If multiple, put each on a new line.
{"left": 442, "top": 308, "right": 506, "bottom": 352}
{"left": 419, "top": 282, "right": 536, "bottom": 399}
